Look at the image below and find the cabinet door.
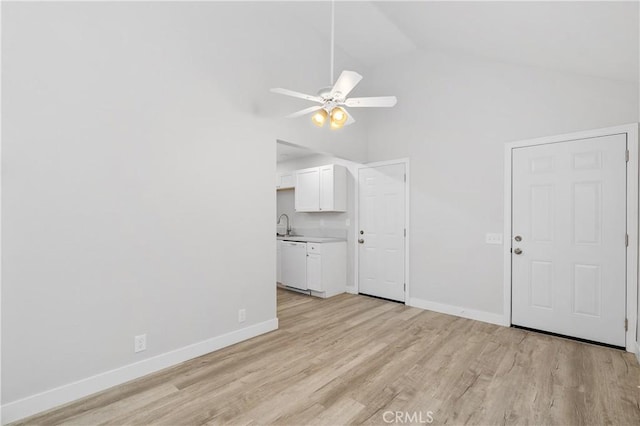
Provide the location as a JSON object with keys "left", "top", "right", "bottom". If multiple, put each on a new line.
{"left": 319, "top": 166, "right": 334, "bottom": 211}
{"left": 295, "top": 168, "right": 320, "bottom": 211}
{"left": 307, "top": 252, "right": 322, "bottom": 291}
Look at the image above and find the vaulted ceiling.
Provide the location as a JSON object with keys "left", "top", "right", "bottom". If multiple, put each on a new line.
{"left": 297, "top": 1, "right": 638, "bottom": 84}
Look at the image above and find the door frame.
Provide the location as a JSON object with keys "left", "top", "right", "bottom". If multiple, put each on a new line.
{"left": 503, "top": 123, "right": 639, "bottom": 353}
{"left": 354, "top": 158, "right": 410, "bottom": 304}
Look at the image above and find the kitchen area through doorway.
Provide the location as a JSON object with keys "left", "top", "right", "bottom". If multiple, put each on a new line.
{"left": 275, "top": 140, "right": 357, "bottom": 300}
{"left": 275, "top": 140, "right": 409, "bottom": 307}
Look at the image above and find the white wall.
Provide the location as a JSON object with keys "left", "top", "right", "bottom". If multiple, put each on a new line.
{"left": 1, "top": 2, "right": 367, "bottom": 418}
{"left": 3, "top": 2, "right": 639, "bottom": 419}
{"left": 365, "top": 49, "right": 639, "bottom": 317}
{"left": 277, "top": 153, "right": 361, "bottom": 289}
{"left": 638, "top": 2, "right": 640, "bottom": 353}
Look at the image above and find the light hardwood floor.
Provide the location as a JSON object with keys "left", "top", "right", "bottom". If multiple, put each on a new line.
{"left": 15, "top": 288, "right": 640, "bottom": 426}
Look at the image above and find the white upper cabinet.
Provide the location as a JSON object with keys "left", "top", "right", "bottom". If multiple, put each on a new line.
{"left": 320, "top": 165, "right": 347, "bottom": 211}
{"left": 294, "top": 168, "right": 320, "bottom": 211}
{"left": 295, "top": 164, "right": 346, "bottom": 212}
{"left": 319, "top": 166, "right": 335, "bottom": 211}
{"left": 276, "top": 172, "right": 295, "bottom": 190}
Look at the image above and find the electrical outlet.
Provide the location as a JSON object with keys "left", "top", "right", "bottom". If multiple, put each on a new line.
{"left": 485, "top": 233, "right": 503, "bottom": 245}
{"left": 238, "top": 309, "right": 246, "bottom": 323}
{"left": 134, "top": 334, "right": 146, "bottom": 353}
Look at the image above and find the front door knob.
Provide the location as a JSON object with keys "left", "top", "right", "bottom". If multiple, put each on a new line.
{"left": 358, "top": 239, "right": 365, "bottom": 244}
{"left": 514, "top": 235, "right": 522, "bottom": 242}
{"left": 514, "top": 248, "right": 523, "bottom": 255}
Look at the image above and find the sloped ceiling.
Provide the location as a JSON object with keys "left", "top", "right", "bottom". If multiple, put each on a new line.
{"left": 300, "top": 1, "right": 638, "bottom": 84}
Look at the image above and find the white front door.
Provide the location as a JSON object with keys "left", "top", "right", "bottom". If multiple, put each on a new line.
{"left": 358, "top": 163, "right": 406, "bottom": 302}
{"left": 511, "top": 134, "right": 627, "bottom": 346}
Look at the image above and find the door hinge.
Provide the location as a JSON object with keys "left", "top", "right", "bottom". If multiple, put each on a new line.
{"left": 404, "top": 228, "right": 406, "bottom": 237}
{"left": 625, "top": 318, "right": 628, "bottom": 331}
{"left": 626, "top": 234, "right": 629, "bottom": 247}
{"left": 626, "top": 149, "right": 630, "bottom": 162}
{"left": 404, "top": 174, "right": 406, "bottom": 182}
{"left": 404, "top": 283, "right": 406, "bottom": 291}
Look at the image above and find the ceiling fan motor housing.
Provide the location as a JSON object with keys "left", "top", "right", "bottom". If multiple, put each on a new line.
{"left": 318, "top": 87, "right": 344, "bottom": 102}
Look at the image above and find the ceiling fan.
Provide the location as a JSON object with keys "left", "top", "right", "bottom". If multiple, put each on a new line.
{"left": 270, "top": 1, "right": 397, "bottom": 130}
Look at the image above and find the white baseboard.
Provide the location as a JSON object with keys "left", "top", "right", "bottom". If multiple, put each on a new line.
{"left": 345, "top": 285, "right": 357, "bottom": 295}
{"left": 2, "top": 318, "right": 278, "bottom": 425}
{"left": 409, "top": 297, "right": 507, "bottom": 327}
{"left": 635, "top": 341, "right": 640, "bottom": 364}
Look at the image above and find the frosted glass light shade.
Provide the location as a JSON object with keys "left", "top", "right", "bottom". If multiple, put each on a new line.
{"left": 311, "top": 109, "right": 328, "bottom": 127}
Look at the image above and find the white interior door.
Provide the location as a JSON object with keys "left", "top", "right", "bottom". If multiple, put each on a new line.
{"left": 358, "top": 163, "right": 405, "bottom": 302}
{"left": 511, "top": 134, "right": 627, "bottom": 346}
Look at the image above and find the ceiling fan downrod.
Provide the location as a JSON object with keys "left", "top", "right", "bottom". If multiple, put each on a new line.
{"left": 268, "top": 0, "right": 398, "bottom": 129}
{"left": 330, "top": 0, "right": 335, "bottom": 86}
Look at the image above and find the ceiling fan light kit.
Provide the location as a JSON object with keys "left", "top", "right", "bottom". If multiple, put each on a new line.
{"left": 311, "top": 109, "right": 328, "bottom": 127}
{"left": 330, "top": 106, "right": 348, "bottom": 127}
{"left": 270, "top": 1, "right": 397, "bottom": 130}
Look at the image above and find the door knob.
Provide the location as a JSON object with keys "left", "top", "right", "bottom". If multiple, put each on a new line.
{"left": 514, "top": 235, "right": 522, "bottom": 242}
{"left": 513, "top": 248, "right": 523, "bottom": 255}
{"left": 360, "top": 230, "right": 364, "bottom": 235}
{"left": 358, "top": 239, "right": 365, "bottom": 244}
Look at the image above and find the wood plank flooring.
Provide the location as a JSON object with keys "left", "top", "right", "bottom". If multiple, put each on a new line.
{"left": 14, "top": 288, "right": 640, "bottom": 425}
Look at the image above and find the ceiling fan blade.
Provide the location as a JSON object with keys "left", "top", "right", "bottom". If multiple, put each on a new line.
{"left": 345, "top": 96, "right": 397, "bottom": 108}
{"left": 270, "top": 88, "right": 323, "bottom": 103}
{"left": 331, "top": 71, "right": 363, "bottom": 98}
{"left": 285, "top": 105, "right": 324, "bottom": 119}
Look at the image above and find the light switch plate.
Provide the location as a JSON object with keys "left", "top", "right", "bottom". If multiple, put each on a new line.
{"left": 485, "top": 233, "right": 503, "bottom": 244}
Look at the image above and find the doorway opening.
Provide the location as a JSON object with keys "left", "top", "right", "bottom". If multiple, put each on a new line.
{"left": 275, "top": 140, "right": 358, "bottom": 304}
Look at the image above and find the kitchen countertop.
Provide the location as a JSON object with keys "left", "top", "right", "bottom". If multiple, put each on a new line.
{"left": 277, "top": 235, "right": 347, "bottom": 243}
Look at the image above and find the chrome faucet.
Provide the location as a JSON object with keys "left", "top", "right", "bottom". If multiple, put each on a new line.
{"left": 277, "top": 213, "right": 291, "bottom": 236}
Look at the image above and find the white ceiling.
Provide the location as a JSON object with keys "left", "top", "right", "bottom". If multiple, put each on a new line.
{"left": 299, "top": 1, "right": 638, "bottom": 84}
{"left": 302, "top": 1, "right": 418, "bottom": 68}
{"left": 276, "top": 141, "right": 317, "bottom": 163}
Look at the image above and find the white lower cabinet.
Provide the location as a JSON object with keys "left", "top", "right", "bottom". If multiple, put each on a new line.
{"left": 278, "top": 239, "right": 346, "bottom": 297}
{"left": 305, "top": 241, "right": 346, "bottom": 298}
{"left": 306, "top": 252, "right": 322, "bottom": 291}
